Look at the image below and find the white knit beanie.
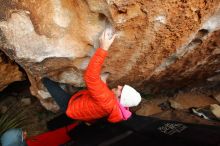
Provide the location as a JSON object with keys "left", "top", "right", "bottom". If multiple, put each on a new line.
{"left": 120, "top": 85, "right": 142, "bottom": 107}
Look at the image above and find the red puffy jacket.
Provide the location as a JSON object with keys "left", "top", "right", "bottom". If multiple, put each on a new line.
{"left": 66, "top": 48, "right": 123, "bottom": 123}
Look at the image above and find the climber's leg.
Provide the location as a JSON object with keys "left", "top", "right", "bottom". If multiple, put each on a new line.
{"left": 42, "top": 77, "right": 71, "bottom": 112}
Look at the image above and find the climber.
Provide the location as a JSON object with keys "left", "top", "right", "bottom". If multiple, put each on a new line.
{"left": 42, "top": 28, "right": 142, "bottom": 123}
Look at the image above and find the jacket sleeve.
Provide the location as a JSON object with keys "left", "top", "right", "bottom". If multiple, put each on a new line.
{"left": 84, "top": 48, "right": 113, "bottom": 103}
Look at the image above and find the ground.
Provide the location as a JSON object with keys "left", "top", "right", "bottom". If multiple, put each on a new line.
{"left": 0, "top": 81, "right": 57, "bottom": 137}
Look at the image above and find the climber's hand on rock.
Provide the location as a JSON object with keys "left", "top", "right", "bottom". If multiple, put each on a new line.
{"left": 99, "top": 28, "right": 116, "bottom": 51}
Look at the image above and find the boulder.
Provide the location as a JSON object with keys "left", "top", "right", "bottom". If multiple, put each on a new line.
{"left": 1, "top": 0, "right": 220, "bottom": 111}
{"left": 169, "top": 92, "right": 218, "bottom": 110}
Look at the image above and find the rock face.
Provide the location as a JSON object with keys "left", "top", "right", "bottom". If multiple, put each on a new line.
{"left": 1, "top": 0, "right": 220, "bottom": 111}
{"left": 169, "top": 92, "right": 218, "bottom": 110}
{"left": 0, "top": 51, "right": 24, "bottom": 91}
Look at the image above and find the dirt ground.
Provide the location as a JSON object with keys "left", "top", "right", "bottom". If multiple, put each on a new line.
{"left": 0, "top": 81, "right": 57, "bottom": 137}
{"left": 0, "top": 96, "right": 57, "bottom": 136}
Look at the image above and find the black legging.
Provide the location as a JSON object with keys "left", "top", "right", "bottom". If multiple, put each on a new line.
{"left": 42, "top": 77, "right": 71, "bottom": 112}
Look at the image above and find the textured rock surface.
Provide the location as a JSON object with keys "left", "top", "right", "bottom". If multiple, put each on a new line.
{"left": 169, "top": 92, "right": 218, "bottom": 109}
{"left": 210, "top": 104, "right": 220, "bottom": 118}
{"left": 0, "top": 51, "right": 24, "bottom": 91}
{"left": 213, "top": 92, "right": 220, "bottom": 103}
{"left": 1, "top": 0, "right": 220, "bottom": 111}
{"left": 136, "top": 97, "right": 166, "bottom": 116}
